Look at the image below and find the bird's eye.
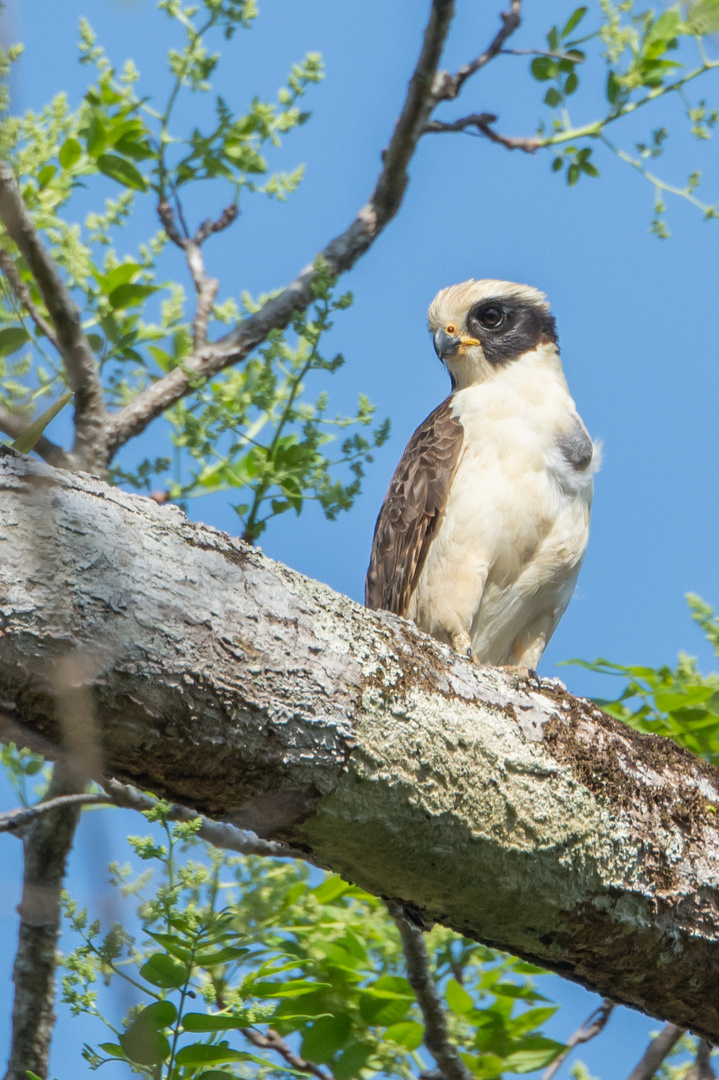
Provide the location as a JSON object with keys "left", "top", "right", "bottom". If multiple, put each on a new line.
{"left": 477, "top": 305, "right": 504, "bottom": 329}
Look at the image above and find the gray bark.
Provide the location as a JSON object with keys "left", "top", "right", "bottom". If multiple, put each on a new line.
{"left": 1, "top": 447, "right": 719, "bottom": 1040}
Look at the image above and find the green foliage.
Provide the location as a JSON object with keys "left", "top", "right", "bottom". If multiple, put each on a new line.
{"left": 61, "top": 804, "right": 565, "bottom": 1079}
{"left": 165, "top": 261, "right": 390, "bottom": 542}
{"left": 0, "top": 742, "right": 48, "bottom": 807}
{"left": 568, "top": 594, "right": 719, "bottom": 766}
{"left": 0, "top": 1, "right": 383, "bottom": 539}
{"left": 531, "top": 1, "right": 719, "bottom": 229}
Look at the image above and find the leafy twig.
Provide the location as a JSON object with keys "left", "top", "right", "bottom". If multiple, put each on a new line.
{"left": 0, "top": 248, "right": 60, "bottom": 349}
{"left": 105, "top": 0, "right": 458, "bottom": 457}
{"left": 0, "top": 162, "right": 107, "bottom": 473}
{"left": 388, "top": 902, "right": 474, "bottom": 1080}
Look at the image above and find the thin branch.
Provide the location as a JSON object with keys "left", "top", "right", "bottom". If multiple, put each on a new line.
{"left": 4, "top": 762, "right": 84, "bottom": 1080}
{"left": 625, "top": 1024, "right": 685, "bottom": 1080}
{"left": 687, "top": 1040, "right": 717, "bottom": 1080}
{"left": 0, "top": 162, "right": 107, "bottom": 473}
{"left": 105, "top": 0, "right": 457, "bottom": 458}
{"left": 101, "top": 778, "right": 305, "bottom": 860}
{"left": 241, "top": 1027, "right": 334, "bottom": 1080}
{"left": 500, "top": 48, "right": 585, "bottom": 62}
{"left": 423, "top": 112, "right": 539, "bottom": 152}
{"left": 193, "top": 203, "right": 239, "bottom": 245}
{"left": 388, "top": 902, "right": 473, "bottom": 1080}
{"left": 0, "top": 248, "right": 60, "bottom": 349}
{"left": 0, "top": 792, "right": 109, "bottom": 834}
{"left": 0, "top": 403, "right": 73, "bottom": 468}
{"left": 541, "top": 1000, "right": 614, "bottom": 1080}
{"left": 158, "top": 197, "right": 222, "bottom": 350}
{"left": 433, "top": 0, "right": 522, "bottom": 101}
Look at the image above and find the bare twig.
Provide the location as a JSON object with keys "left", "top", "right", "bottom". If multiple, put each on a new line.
{"left": 4, "top": 762, "right": 83, "bottom": 1080}
{"left": 0, "top": 403, "right": 73, "bottom": 468}
{"left": 158, "top": 198, "right": 221, "bottom": 350}
{"left": 0, "top": 162, "right": 107, "bottom": 473}
{"left": 424, "top": 112, "right": 539, "bottom": 152}
{"left": 241, "top": 1027, "right": 334, "bottom": 1080}
{"left": 433, "top": 0, "right": 522, "bottom": 101}
{"left": 0, "top": 792, "right": 110, "bottom": 835}
{"left": 687, "top": 1040, "right": 717, "bottom": 1080}
{"left": 541, "top": 1000, "right": 614, "bottom": 1080}
{"left": 0, "top": 248, "right": 60, "bottom": 349}
{"left": 193, "top": 204, "right": 239, "bottom": 245}
{"left": 625, "top": 1024, "right": 685, "bottom": 1080}
{"left": 500, "top": 48, "right": 585, "bottom": 62}
{"left": 388, "top": 902, "right": 473, "bottom": 1080}
{"left": 105, "top": 0, "right": 457, "bottom": 457}
{"left": 102, "top": 778, "right": 305, "bottom": 860}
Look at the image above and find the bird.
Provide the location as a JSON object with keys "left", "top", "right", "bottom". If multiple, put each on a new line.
{"left": 365, "top": 279, "right": 598, "bottom": 669}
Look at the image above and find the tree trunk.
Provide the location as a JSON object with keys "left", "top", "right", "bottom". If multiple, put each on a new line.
{"left": 1, "top": 447, "right": 719, "bottom": 1039}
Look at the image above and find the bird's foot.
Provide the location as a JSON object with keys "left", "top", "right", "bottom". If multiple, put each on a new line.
{"left": 451, "top": 631, "right": 473, "bottom": 662}
{"left": 504, "top": 665, "right": 545, "bottom": 690}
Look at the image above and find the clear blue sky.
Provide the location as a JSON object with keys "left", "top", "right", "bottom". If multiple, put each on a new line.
{"left": 1, "top": 0, "right": 718, "bottom": 1076}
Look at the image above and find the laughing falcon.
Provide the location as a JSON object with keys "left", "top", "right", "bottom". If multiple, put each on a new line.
{"left": 365, "top": 279, "right": 598, "bottom": 669}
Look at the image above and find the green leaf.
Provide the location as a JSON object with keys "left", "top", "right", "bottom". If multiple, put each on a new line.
{"left": 334, "top": 1042, "right": 374, "bottom": 1080}
{"left": 606, "top": 70, "right": 620, "bottom": 104}
{"left": 561, "top": 6, "right": 587, "bottom": 37}
{"left": 194, "top": 945, "right": 249, "bottom": 966}
{"left": 59, "top": 138, "right": 83, "bottom": 170}
{"left": 119, "top": 1001, "right": 175, "bottom": 1066}
{"left": 646, "top": 9, "right": 681, "bottom": 45}
{"left": 252, "top": 979, "right": 331, "bottom": 998}
{"left": 552, "top": 157, "right": 564, "bottom": 173}
{"left": 446, "top": 977, "right": 474, "bottom": 1015}
{"left": 98, "top": 1043, "right": 125, "bottom": 1058}
{"left": 176, "top": 1043, "right": 260, "bottom": 1065}
{"left": 565, "top": 70, "right": 579, "bottom": 95}
{"left": 197, "top": 1073, "right": 241, "bottom": 1080}
{"left": 12, "top": 392, "right": 73, "bottom": 455}
{"left": 37, "top": 165, "right": 56, "bottom": 189}
{"left": 108, "top": 282, "right": 159, "bottom": 309}
{"left": 503, "top": 1036, "right": 566, "bottom": 1072}
{"left": 567, "top": 163, "right": 580, "bottom": 186}
{"left": 183, "top": 1013, "right": 251, "bottom": 1032}
{"left": 300, "top": 1013, "right": 352, "bottom": 1063}
{"left": 140, "top": 952, "right": 190, "bottom": 988}
{"left": 312, "top": 875, "right": 349, "bottom": 903}
{"left": 0, "top": 327, "right": 30, "bottom": 357}
{"left": 86, "top": 116, "right": 108, "bottom": 157}
{"left": 544, "top": 87, "right": 562, "bottom": 107}
{"left": 531, "top": 56, "right": 557, "bottom": 81}
{"left": 97, "top": 153, "right": 147, "bottom": 191}
{"left": 384, "top": 1021, "right": 423, "bottom": 1050}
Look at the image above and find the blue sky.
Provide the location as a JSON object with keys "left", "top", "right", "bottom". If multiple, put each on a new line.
{"left": 1, "top": 0, "right": 718, "bottom": 1076}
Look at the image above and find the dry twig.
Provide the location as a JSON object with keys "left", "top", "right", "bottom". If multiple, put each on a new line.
{"left": 423, "top": 112, "right": 539, "bottom": 152}
{"left": 241, "top": 1027, "right": 334, "bottom": 1080}
{"left": 0, "top": 162, "right": 107, "bottom": 473}
{"left": 433, "top": 0, "right": 522, "bottom": 100}
{"left": 541, "top": 1000, "right": 614, "bottom": 1080}
{"left": 388, "top": 902, "right": 473, "bottom": 1080}
{"left": 625, "top": 1024, "right": 685, "bottom": 1080}
{"left": 0, "top": 792, "right": 110, "bottom": 834}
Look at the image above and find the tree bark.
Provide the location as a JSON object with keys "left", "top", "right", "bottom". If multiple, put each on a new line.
{"left": 1, "top": 447, "right": 719, "bottom": 1040}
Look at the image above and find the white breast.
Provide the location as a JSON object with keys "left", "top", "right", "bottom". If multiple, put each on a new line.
{"left": 407, "top": 345, "right": 596, "bottom": 667}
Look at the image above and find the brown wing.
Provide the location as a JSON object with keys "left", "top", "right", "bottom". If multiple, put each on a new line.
{"left": 365, "top": 396, "right": 464, "bottom": 615}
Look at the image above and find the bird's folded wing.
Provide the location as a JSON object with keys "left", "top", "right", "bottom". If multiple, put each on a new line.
{"left": 365, "top": 396, "right": 464, "bottom": 616}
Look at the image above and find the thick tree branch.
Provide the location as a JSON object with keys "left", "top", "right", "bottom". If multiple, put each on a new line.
{"left": 3, "top": 762, "right": 82, "bottom": 1080}
{"left": 423, "top": 113, "right": 539, "bottom": 152}
{"left": 0, "top": 163, "right": 107, "bottom": 473}
{"left": 0, "top": 403, "right": 73, "bottom": 468}
{"left": 625, "top": 1024, "right": 684, "bottom": 1080}
{"left": 541, "top": 1000, "right": 614, "bottom": 1080}
{"left": 104, "top": 0, "right": 458, "bottom": 458}
{"left": 3, "top": 448, "right": 719, "bottom": 1040}
{"left": 389, "top": 904, "right": 473, "bottom": 1080}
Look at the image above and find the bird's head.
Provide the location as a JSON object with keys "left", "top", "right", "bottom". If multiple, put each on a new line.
{"left": 427, "top": 279, "right": 558, "bottom": 391}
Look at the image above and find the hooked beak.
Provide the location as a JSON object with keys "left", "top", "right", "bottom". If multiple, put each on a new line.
{"left": 433, "top": 327, "right": 479, "bottom": 361}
